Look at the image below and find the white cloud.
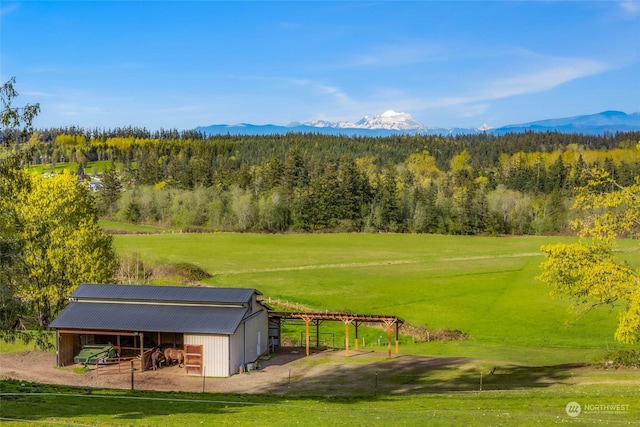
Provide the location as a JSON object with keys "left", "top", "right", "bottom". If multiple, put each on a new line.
{"left": 338, "top": 53, "right": 613, "bottom": 127}
{"left": 290, "top": 78, "right": 353, "bottom": 105}
{"left": 480, "top": 58, "right": 609, "bottom": 100}
{"left": 619, "top": 1, "right": 640, "bottom": 16}
{"left": 408, "top": 56, "right": 610, "bottom": 112}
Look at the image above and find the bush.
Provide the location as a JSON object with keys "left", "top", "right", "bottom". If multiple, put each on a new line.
{"left": 600, "top": 349, "right": 640, "bottom": 368}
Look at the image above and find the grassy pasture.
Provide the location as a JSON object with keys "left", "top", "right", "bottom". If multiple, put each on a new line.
{"left": 1, "top": 379, "right": 639, "bottom": 426}
{"left": 113, "top": 233, "right": 639, "bottom": 365}
{"left": 28, "top": 160, "right": 123, "bottom": 175}
{"left": 3, "top": 232, "right": 639, "bottom": 426}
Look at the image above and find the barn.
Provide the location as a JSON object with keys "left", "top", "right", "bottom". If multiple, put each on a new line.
{"left": 49, "top": 283, "right": 270, "bottom": 377}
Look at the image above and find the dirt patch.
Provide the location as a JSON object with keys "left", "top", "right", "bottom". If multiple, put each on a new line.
{"left": 0, "top": 348, "right": 462, "bottom": 395}
{"left": 5, "top": 349, "right": 636, "bottom": 396}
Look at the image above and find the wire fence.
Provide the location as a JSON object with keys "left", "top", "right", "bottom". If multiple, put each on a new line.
{"left": 70, "top": 354, "right": 586, "bottom": 398}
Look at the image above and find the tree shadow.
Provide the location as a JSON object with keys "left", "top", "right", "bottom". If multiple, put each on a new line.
{"left": 0, "top": 379, "right": 244, "bottom": 422}
{"left": 0, "top": 350, "right": 583, "bottom": 424}
{"left": 246, "top": 349, "right": 578, "bottom": 399}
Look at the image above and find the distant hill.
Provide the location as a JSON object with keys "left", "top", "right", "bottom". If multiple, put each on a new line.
{"left": 195, "top": 110, "right": 640, "bottom": 137}
{"left": 492, "top": 111, "right": 640, "bottom": 135}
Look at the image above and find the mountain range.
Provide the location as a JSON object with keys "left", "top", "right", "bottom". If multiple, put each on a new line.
{"left": 195, "top": 110, "right": 640, "bottom": 137}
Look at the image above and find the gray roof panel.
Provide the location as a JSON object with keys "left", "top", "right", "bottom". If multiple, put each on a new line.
{"left": 49, "top": 302, "right": 247, "bottom": 335}
{"left": 71, "top": 284, "right": 257, "bottom": 304}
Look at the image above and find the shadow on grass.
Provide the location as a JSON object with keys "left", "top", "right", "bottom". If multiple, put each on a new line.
{"left": 0, "top": 352, "right": 583, "bottom": 423}
{"left": 249, "top": 348, "right": 579, "bottom": 398}
{"left": 0, "top": 379, "right": 251, "bottom": 422}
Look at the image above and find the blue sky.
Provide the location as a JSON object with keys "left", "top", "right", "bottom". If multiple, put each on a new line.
{"left": 2, "top": 1, "right": 639, "bottom": 130}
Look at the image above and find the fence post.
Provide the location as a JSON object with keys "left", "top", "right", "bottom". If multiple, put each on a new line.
{"left": 375, "top": 371, "right": 378, "bottom": 396}
{"left": 130, "top": 360, "right": 135, "bottom": 390}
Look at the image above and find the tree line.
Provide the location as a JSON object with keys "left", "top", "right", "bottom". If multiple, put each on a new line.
{"left": 10, "top": 127, "right": 640, "bottom": 235}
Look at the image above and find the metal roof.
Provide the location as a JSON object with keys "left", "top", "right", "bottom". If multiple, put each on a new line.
{"left": 71, "top": 283, "right": 258, "bottom": 305}
{"left": 49, "top": 302, "right": 248, "bottom": 335}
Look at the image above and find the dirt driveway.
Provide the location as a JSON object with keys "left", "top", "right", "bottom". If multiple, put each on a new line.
{"left": 1, "top": 348, "right": 457, "bottom": 395}
{"left": 7, "top": 349, "right": 626, "bottom": 396}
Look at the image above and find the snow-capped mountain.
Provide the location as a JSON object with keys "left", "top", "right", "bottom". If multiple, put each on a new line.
{"left": 194, "top": 110, "right": 640, "bottom": 137}
{"left": 304, "top": 110, "right": 428, "bottom": 131}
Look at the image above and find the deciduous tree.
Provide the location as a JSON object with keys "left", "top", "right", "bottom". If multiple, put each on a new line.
{"left": 16, "top": 171, "right": 118, "bottom": 328}
{"left": 538, "top": 161, "right": 640, "bottom": 343}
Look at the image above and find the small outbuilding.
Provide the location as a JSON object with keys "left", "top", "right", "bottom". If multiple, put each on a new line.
{"left": 49, "top": 283, "right": 269, "bottom": 377}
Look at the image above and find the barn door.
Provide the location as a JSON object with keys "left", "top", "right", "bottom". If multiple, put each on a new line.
{"left": 184, "top": 344, "right": 203, "bottom": 375}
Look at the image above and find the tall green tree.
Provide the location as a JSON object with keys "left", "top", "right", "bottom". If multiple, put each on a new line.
{"left": 0, "top": 156, "right": 31, "bottom": 333}
{"left": 16, "top": 171, "right": 118, "bottom": 328}
{"left": 2, "top": 79, "right": 117, "bottom": 335}
{"left": 372, "top": 163, "right": 402, "bottom": 231}
{"left": 538, "top": 165, "right": 640, "bottom": 343}
{"left": 1, "top": 77, "right": 40, "bottom": 147}
{"left": 1, "top": 77, "right": 49, "bottom": 348}
{"left": 95, "top": 162, "right": 123, "bottom": 215}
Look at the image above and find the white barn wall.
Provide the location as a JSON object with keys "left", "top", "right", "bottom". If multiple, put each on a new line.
{"left": 229, "top": 325, "right": 244, "bottom": 375}
{"left": 184, "top": 334, "right": 229, "bottom": 377}
{"left": 243, "top": 309, "right": 269, "bottom": 362}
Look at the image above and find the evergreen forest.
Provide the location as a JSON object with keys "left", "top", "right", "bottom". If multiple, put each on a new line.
{"left": 9, "top": 127, "right": 640, "bottom": 235}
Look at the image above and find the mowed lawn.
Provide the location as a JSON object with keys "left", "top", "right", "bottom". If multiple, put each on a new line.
{"left": 113, "top": 233, "right": 639, "bottom": 365}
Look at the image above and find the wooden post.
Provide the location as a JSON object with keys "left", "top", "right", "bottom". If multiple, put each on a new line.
{"left": 345, "top": 322, "right": 349, "bottom": 356}
{"left": 375, "top": 371, "right": 378, "bottom": 396}
{"left": 387, "top": 322, "right": 392, "bottom": 358}
{"left": 354, "top": 322, "right": 359, "bottom": 351}
{"left": 304, "top": 317, "right": 310, "bottom": 356}
{"left": 55, "top": 329, "right": 60, "bottom": 367}
{"left": 139, "top": 332, "right": 144, "bottom": 371}
{"left": 395, "top": 322, "right": 399, "bottom": 354}
{"left": 315, "top": 320, "right": 320, "bottom": 349}
{"left": 130, "top": 360, "right": 135, "bottom": 390}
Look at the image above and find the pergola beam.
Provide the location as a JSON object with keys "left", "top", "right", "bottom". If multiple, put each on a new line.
{"left": 271, "top": 311, "right": 404, "bottom": 358}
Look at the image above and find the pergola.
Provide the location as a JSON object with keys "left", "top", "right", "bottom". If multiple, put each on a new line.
{"left": 270, "top": 312, "right": 404, "bottom": 357}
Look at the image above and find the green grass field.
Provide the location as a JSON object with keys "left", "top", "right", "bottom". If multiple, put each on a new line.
{"left": 113, "top": 233, "right": 639, "bottom": 365}
{"left": 28, "top": 160, "right": 117, "bottom": 175}
{"left": 3, "top": 232, "right": 638, "bottom": 426}
{"left": 1, "top": 378, "right": 638, "bottom": 426}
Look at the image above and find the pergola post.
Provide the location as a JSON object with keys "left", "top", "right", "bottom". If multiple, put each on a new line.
{"left": 354, "top": 321, "right": 359, "bottom": 350}
{"left": 345, "top": 321, "right": 350, "bottom": 356}
{"left": 387, "top": 322, "right": 392, "bottom": 358}
{"left": 337, "top": 316, "right": 355, "bottom": 357}
{"left": 271, "top": 312, "right": 403, "bottom": 359}
{"left": 305, "top": 317, "right": 310, "bottom": 356}
{"left": 299, "top": 315, "right": 314, "bottom": 356}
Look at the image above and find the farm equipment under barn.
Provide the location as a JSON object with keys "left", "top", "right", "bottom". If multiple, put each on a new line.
{"left": 74, "top": 345, "right": 117, "bottom": 366}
